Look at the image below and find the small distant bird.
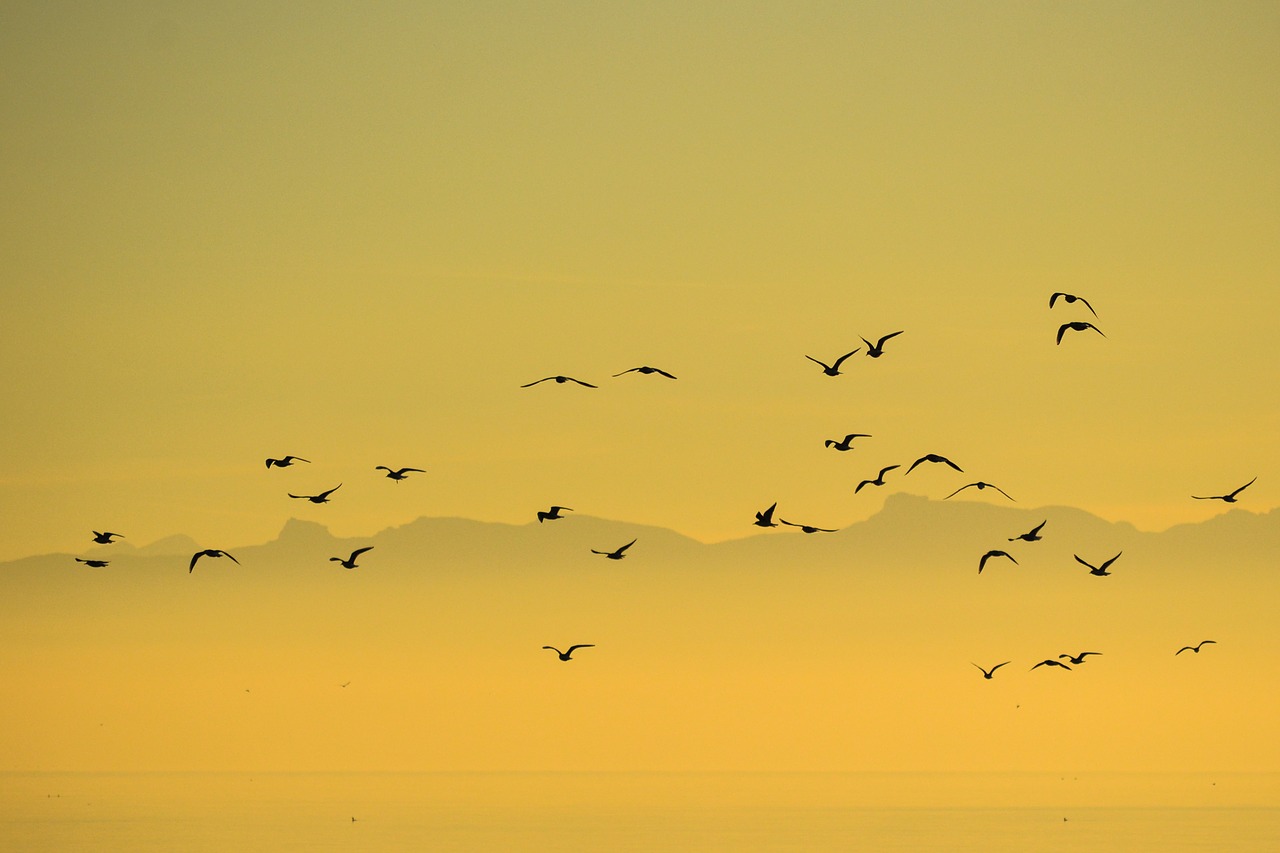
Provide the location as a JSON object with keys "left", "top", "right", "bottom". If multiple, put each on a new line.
{"left": 825, "top": 433, "right": 871, "bottom": 451}
{"left": 978, "top": 550, "right": 1017, "bottom": 574}
{"left": 613, "top": 366, "right": 677, "bottom": 379}
{"left": 905, "top": 454, "right": 963, "bottom": 475}
{"left": 805, "top": 349, "right": 860, "bottom": 376}
{"left": 521, "top": 376, "right": 597, "bottom": 388}
{"left": 973, "top": 662, "right": 1010, "bottom": 680}
{"left": 861, "top": 331, "right": 904, "bottom": 358}
{"left": 1009, "top": 521, "right": 1047, "bottom": 542}
{"left": 189, "top": 549, "right": 238, "bottom": 573}
{"left": 75, "top": 558, "right": 109, "bottom": 568}
{"left": 376, "top": 466, "right": 425, "bottom": 482}
{"left": 754, "top": 502, "right": 779, "bottom": 527}
{"left": 1059, "top": 652, "right": 1102, "bottom": 665}
{"left": 265, "top": 456, "right": 309, "bottom": 468}
{"left": 1056, "top": 321, "right": 1105, "bottom": 345}
{"left": 289, "top": 484, "right": 342, "bottom": 504}
{"left": 591, "top": 539, "right": 636, "bottom": 560}
{"left": 1193, "top": 477, "right": 1256, "bottom": 503}
{"left": 1049, "top": 292, "right": 1098, "bottom": 317}
{"left": 1075, "top": 552, "right": 1122, "bottom": 576}
{"left": 1031, "top": 659, "right": 1072, "bottom": 671}
{"left": 780, "top": 519, "right": 837, "bottom": 533}
{"left": 945, "top": 481, "right": 1015, "bottom": 501}
{"left": 330, "top": 547, "right": 374, "bottom": 569}
{"left": 856, "top": 465, "right": 900, "bottom": 493}
{"left": 1176, "top": 640, "right": 1216, "bottom": 655}
{"left": 537, "top": 506, "right": 573, "bottom": 522}
{"left": 543, "top": 644, "right": 594, "bottom": 661}
{"left": 339, "top": 682, "right": 351, "bottom": 688}
{"left": 91, "top": 531, "right": 124, "bottom": 544}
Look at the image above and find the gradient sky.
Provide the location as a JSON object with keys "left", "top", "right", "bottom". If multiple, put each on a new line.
{"left": 2, "top": 2, "right": 1277, "bottom": 562}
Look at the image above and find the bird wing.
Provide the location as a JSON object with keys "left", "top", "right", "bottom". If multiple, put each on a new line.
{"left": 618, "top": 539, "right": 637, "bottom": 553}
{"left": 1049, "top": 292, "right": 1065, "bottom": 308}
{"left": 189, "top": 552, "right": 202, "bottom": 572}
{"left": 991, "top": 662, "right": 1010, "bottom": 673}
{"left": 652, "top": 368, "right": 677, "bottom": 378}
{"left": 1087, "top": 323, "right": 1105, "bottom": 336}
{"left": 978, "top": 553, "right": 991, "bottom": 574}
{"left": 876, "top": 331, "right": 904, "bottom": 348}
{"left": 943, "top": 484, "right": 971, "bottom": 500}
{"left": 612, "top": 368, "right": 639, "bottom": 376}
{"left": 569, "top": 378, "right": 598, "bottom": 387}
{"left": 780, "top": 519, "right": 801, "bottom": 528}
{"left": 1056, "top": 323, "right": 1070, "bottom": 345}
{"left": 1073, "top": 555, "right": 1098, "bottom": 571}
{"left": 804, "top": 355, "right": 831, "bottom": 370}
{"left": 520, "top": 378, "right": 552, "bottom": 387}
{"left": 320, "top": 484, "right": 342, "bottom": 498}
{"left": 1199, "top": 640, "right": 1217, "bottom": 648}
{"left": 1030, "top": 520, "right": 1047, "bottom": 535}
{"left": 831, "top": 349, "right": 860, "bottom": 368}
{"left": 1228, "top": 477, "right": 1257, "bottom": 498}
{"left": 1175, "top": 647, "right": 1192, "bottom": 655}
{"left": 990, "top": 484, "right": 1016, "bottom": 501}
{"left": 351, "top": 547, "right": 374, "bottom": 558}
{"left": 1098, "top": 551, "right": 1122, "bottom": 571}
{"left": 854, "top": 479, "right": 873, "bottom": 493}
{"left": 542, "top": 646, "right": 563, "bottom": 654}
{"left": 940, "top": 456, "right": 963, "bottom": 471}
{"left": 1078, "top": 296, "right": 1097, "bottom": 317}
{"left": 565, "top": 644, "right": 595, "bottom": 653}
{"left": 223, "top": 551, "right": 240, "bottom": 564}
{"left": 590, "top": 549, "right": 608, "bottom": 555}
{"left": 879, "top": 465, "right": 900, "bottom": 477}
{"left": 757, "top": 502, "right": 777, "bottom": 521}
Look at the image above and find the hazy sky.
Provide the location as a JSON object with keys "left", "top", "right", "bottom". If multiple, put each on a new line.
{"left": 2, "top": 2, "right": 1277, "bottom": 561}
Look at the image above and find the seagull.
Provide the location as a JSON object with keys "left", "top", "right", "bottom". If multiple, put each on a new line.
{"left": 1009, "top": 521, "right": 1047, "bottom": 542}
{"left": 265, "top": 455, "right": 310, "bottom": 469}
{"left": 1193, "top": 477, "right": 1256, "bottom": 503}
{"left": 805, "top": 349, "right": 860, "bottom": 376}
{"left": 330, "top": 547, "right": 374, "bottom": 569}
{"left": 1074, "top": 552, "right": 1122, "bottom": 576}
{"left": 75, "top": 558, "right": 110, "bottom": 568}
{"left": 1176, "top": 640, "right": 1216, "bottom": 655}
{"left": 825, "top": 433, "right": 871, "bottom": 451}
{"left": 905, "top": 454, "right": 963, "bottom": 475}
{"left": 613, "top": 366, "right": 677, "bottom": 379}
{"left": 543, "top": 644, "right": 594, "bottom": 661}
{"left": 973, "top": 662, "right": 1010, "bottom": 680}
{"left": 855, "top": 465, "right": 900, "bottom": 493}
{"left": 521, "top": 376, "right": 597, "bottom": 388}
{"left": 375, "top": 466, "right": 425, "bottom": 482}
{"left": 978, "top": 550, "right": 1017, "bottom": 574}
{"left": 1056, "top": 321, "right": 1105, "bottom": 345}
{"left": 754, "top": 502, "right": 779, "bottom": 527}
{"left": 780, "top": 519, "right": 837, "bottom": 533}
{"left": 591, "top": 539, "right": 636, "bottom": 560}
{"left": 288, "top": 484, "right": 342, "bottom": 504}
{"left": 945, "top": 481, "right": 1015, "bottom": 501}
{"left": 1049, "top": 292, "right": 1098, "bottom": 317}
{"left": 1031, "top": 659, "right": 1072, "bottom": 671}
{"left": 91, "top": 531, "right": 124, "bottom": 544}
{"left": 861, "top": 331, "right": 904, "bottom": 358}
{"left": 537, "top": 506, "right": 573, "bottom": 522}
{"left": 189, "top": 549, "right": 239, "bottom": 573}
{"left": 1059, "top": 652, "right": 1102, "bottom": 665}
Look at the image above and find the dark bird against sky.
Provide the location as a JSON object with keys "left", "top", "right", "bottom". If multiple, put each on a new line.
{"left": 613, "top": 366, "right": 677, "bottom": 378}
{"left": 591, "top": 539, "right": 636, "bottom": 560}
{"left": 1009, "top": 521, "right": 1047, "bottom": 542}
{"left": 905, "top": 454, "right": 963, "bottom": 475}
{"left": 521, "top": 376, "right": 598, "bottom": 388}
{"left": 805, "top": 349, "right": 860, "bottom": 376}
{"left": 376, "top": 466, "right": 426, "bottom": 481}
{"left": 945, "top": 481, "right": 1015, "bottom": 501}
{"left": 1031, "top": 659, "right": 1072, "bottom": 671}
{"left": 973, "top": 662, "right": 1010, "bottom": 679}
{"left": 978, "top": 550, "right": 1017, "bottom": 574}
{"left": 1059, "top": 652, "right": 1102, "bottom": 665}
{"left": 91, "top": 531, "right": 123, "bottom": 544}
{"left": 855, "top": 465, "right": 900, "bottom": 493}
{"left": 543, "top": 644, "right": 594, "bottom": 661}
{"left": 1075, "top": 552, "right": 1122, "bottom": 576}
{"left": 189, "top": 549, "right": 238, "bottom": 573}
{"left": 1176, "top": 640, "right": 1217, "bottom": 655}
{"left": 1056, "top": 321, "right": 1105, "bottom": 345}
{"left": 780, "top": 519, "right": 837, "bottom": 533}
{"left": 861, "top": 330, "right": 904, "bottom": 358}
{"left": 753, "top": 502, "right": 779, "bottom": 527}
{"left": 1192, "top": 476, "right": 1256, "bottom": 503}
{"left": 265, "top": 455, "right": 309, "bottom": 468}
{"left": 330, "top": 547, "right": 374, "bottom": 569}
{"left": 75, "top": 558, "right": 109, "bottom": 567}
{"left": 537, "top": 506, "right": 573, "bottom": 522}
{"left": 1049, "top": 292, "right": 1098, "bottom": 317}
{"left": 289, "top": 484, "right": 342, "bottom": 504}
{"left": 825, "top": 433, "right": 871, "bottom": 451}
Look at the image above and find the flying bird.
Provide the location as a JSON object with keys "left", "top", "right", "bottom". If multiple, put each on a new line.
{"left": 1056, "top": 321, "right": 1105, "bottom": 345}
{"left": 1074, "top": 552, "right": 1122, "bottom": 576}
{"left": 905, "top": 454, "right": 963, "bottom": 475}
{"left": 330, "top": 547, "right": 374, "bottom": 569}
{"left": 537, "top": 506, "right": 573, "bottom": 522}
{"left": 805, "top": 349, "right": 860, "bottom": 376}
{"left": 945, "top": 481, "right": 1016, "bottom": 501}
{"left": 861, "top": 331, "right": 904, "bottom": 358}
{"left": 521, "top": 376, "right": 597, "bottom": 388}
{"left": 1192, "top": 477, "right": 1256, "bottom": 503}
{"left": 265, "top": 455, "right": 310, "bottom": 469}
{"left": 1031, "top": 659, "right": 1072, "bottom": 671}
{"left": 543, "top": 644, "right": 594, "bottom": 661}
{"left": 1176, "top": 640, "right": 1216, "bottom": 655}
{"left": 613, "top": 366, "right": 677, "bottom": 379}
{"left": 189, "top": 549, "right": 239, "bottom": 573}
{"left": 753, "top": 502, "right": 779, "bottom": 527}
{"left": 825, "top": 433, "right": 871, "bottom": 451}
{"left": 1009, "top": 521, "right": 1047, "bottom": 542}
{"left": 91, "top": 531, "right": 124, "bottom": 544}
{"left": 75, "top": 558, "right": 109, "bottom": 568}
{"left": 289, "top": 484, "right": 342, "bottom": 504}
{"left": 591, "top": 539, "right": 636, "bottom": 560}
{"left": 973, "top": 662, "right": 1010, "bottom": 680}
{"left": 780, "top": 520, "right": 837, "bottom": 533}
{"left": 856, "top": 465, "right": 900, "bottom": 493}
{"left": 1049, "top": 292, "right": 1098, "bottom": 317}
{"left": 978, "top": 550, "right": 1017, "bottom": 574}
{"left": 1059, "top": 652, "right": 1102, "bottom": 665}
{"left": 376, "top": 466, "right": 425, "bottom": 482}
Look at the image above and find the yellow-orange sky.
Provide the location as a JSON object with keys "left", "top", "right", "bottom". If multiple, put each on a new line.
{"left": 1, "top": 2, "right": 1277, "bottom": 561}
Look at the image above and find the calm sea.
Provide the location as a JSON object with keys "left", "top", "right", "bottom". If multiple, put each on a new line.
{"left": 2, "top": 772, "right": 1276, "bottom": 852}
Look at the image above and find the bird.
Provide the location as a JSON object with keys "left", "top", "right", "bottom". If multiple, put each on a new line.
{"left": 613, "top": 366, "right": 677, "bottom": 379}
{"left": 1193, "top": 477, "right": 1256, "bottom": 503}
{"left": 91, "top": 531, "right": 124, "bottom": 544}
{"left": 591, "top": 539, "right": 636, "bottom": 560}
{"left": 861, "top": 331, "right": 904, "bottom": 358}
{"left": 375, "top": 466, "right": 425, "bottom": 482}
{"left": 780, "top": 520, "right": 837, "bottom": 533}
{"left": 543, "top": 644, "right": 594, "bottom": 661}
{"left": 905, "top": 454, "right": 963, "bottom": 475}
{"left": 537, "top": 506, "right": 573, "bottom": 522}
{"left": 856, "top": 465, "right": 900, "bottom": 493}
{"left": 339, "top": 682, "right": 351, "bottom": 688}
{"left": 1009, "top": 521, "right": 1047, "bottom": 542}
{"left": 1059, "top": 652, "right": 1102, "bottom": 665}
{"left": 1049, "top": 292, "right": 1098, "bottom": 317}
{"left": 1056, "top": 321, "right": 1105, "bottom": 345}
{"left": 978, "top": 550, "right": 1017, "bottom": 574}
{"left": 1031, "top": 659, "right": 1072, "bottom": 671}
{"left": 1176, "top": 640, "right": 1216, "bottom": 655}
{"left": 945, "top": 481, "right": 1015, "bottom": 501}
{"left": 288, "top": 484, "right": 342, "bottom": 503}
{"left": 265, "top": 455, "right": 309, "bottom": 468}
{"left": 75, "top": 558, "right": 109, "bottom": 568}
{"left": 330, "top": 547, "right": 374, "bottom": 569}
{"left": 754, "top": 502, "right": 779, "bottom": 527}
{"left": 973, "top": 662, "right": 1010, "bottom": 680}
{"left": 805, "top": 349, "right": 860, "bottom": 376}
{"left": 189, "top": 549, "right": 239, "bottom": 573}
{"left": 1074, "top": 552, "right": 1122, "bottom": 576}
{"left": 825, "top": 433, "right": 871, "bottom": 451}
{"left": 521, "top": 376, "right": 597, "bottom": 388}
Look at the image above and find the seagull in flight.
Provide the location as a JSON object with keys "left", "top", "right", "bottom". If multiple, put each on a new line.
{"left": 1059, "top": 652, "right": 1102, "bottom": 665}
{"left": 1049, "top": 292, "right": 1098, "bottom": 317}
{"left": 330, "top": 547, "right": 374, "bottom": 569}
{"left": 973, "top": 662, "right": 1010, "bottom": 680}
{"left": 861, "top": 331, "right": 904, "bottom": 358}
{"left": 825, "top": 433, "right": 871, "bottom": 451}
{"left": 543, "top": 644, "right": 594, "bottom": 661}
{"left": 905, "top": 454, "right": 963, "bottom": 475}
{"left": 521, "top": 376, "right": 597, "bottom": 388}
{"left": 591, "top": 539, "right": 636, "bottom": 560}
{"left": 613, "top": 366, "right": 677, "bottom": 379}
{"left": 376, "top": 466, "right": 425, "bottom": 482}
{"left": 1176, "top": 640, "right": 1216, "bottom": 655}
{"left": 754, "top": 502, "right": 779, "bottom": 527}
{"left": 289, "top": 484, "right": 342, "bottom": 504}
{"left": 1056, "top": 321, "right": 1105, "bottom": 345}
{"left": 265, "top": 455, "right": 310, "bottom": 469}
{"left": 1009, "top": 521, "right": 1047, "bottom": 542}
{"left": 189, "top": 549, "right": 239, "bottom": 573}
{"left": 75, "top": 558, "right": 110, "bottom": 568}
{"left": 856, "top": 465, "right": 900, "bottom": 493}
{"left": 805, "top": 348, "right": 860, "bottom": 376}
{"left": 780, "top": 519, "right": 837, "bottom": 533}
{"left": 945, "top": 481, "right": 1015, "bottom": 501}
{"left": 1075, "top": 552, "right": 1122, "bottom": 576}
{"left": 978, "top": 550, "right": 1017, "bottom": 574}
{"left": 1193, "top": 477, "right": 1256, "bottom": 503}
{"left": 91, "top": 531, "right": 124, "bottom": 544}
{"left": 537, "top": 506, "right": 573, "bottom": 522}
{"left": 1031, "top": 659, "right": 1072, "bottom": 671}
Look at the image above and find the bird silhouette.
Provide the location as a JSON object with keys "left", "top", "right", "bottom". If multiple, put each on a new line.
{"left": 861, "top": 331, "right": 904, "bottom": 358}
{"left": 1049, "top": 292, "right": 1098, "bottom": 317}
{"left": 1193, "top": 477, "right": 1256, "bottom": 503}
{"left": 543, "top": 644, "right": 594, "bottom": 661}
{"left": 330, "top": 547, "right": 374, "bottom": 569}
{"left": 376, "top": 466, "right": 425, "bottom": 482}
{"left": 856, "top": 465, "right": 900, "bottom": 493}
{"left": 1031, "top": 659, "right": 1072, "bottom": 671}
{"left": 91, "top": 531, "right": 123, "bottom": 544}
{"left": 905, "top": 454, "right": 963, "bottom": 474}
{"left": 780, "top": 519, "right": 837, "bottom": 533}
{"left": 289, "top": 484, "right": 342, "bottom": 503}
{"left": 1176, "top": 640, "right": 1216, "bottom": 655}
{"left": 1009, "top": 521, "right": 1047, "bottom": 542}
{"left": 613, "top": 366, "right": 677, "bottom": 379}
{"left": 521, "top": 376, "right": 597, "bottom": 388}
{"left": 265, "top": 455, "right": 310, "bottom": 469}
{"left": 973, "top": 662, "right": 1010, "bottom": 679}
{"left": 825, "top": 433, "right": 871, "bottom": 451}
{"left": 754, "top": 502, "right": 779, "bottom": 527}
{"left": 1075, "top": 552, "right": 1122, "bottom": 576}
{"left": 805, "top": 349, "right": 860, "bottom": 376}
{"left": 537, "top": 506, "right": 573, "bottom": 522}
{"left": 1059, "top": 652, "right": 1102, "bottom": 665}
{"left": 591, "top": 539, "right": 636, "bottom": 560}
{"left": 189, "top": 549, "right": 238, "bottom": 573}
{"left": 945, "top": 481, "right": 1015, "bottom": 501}
{"left": 978, "top": 550, "right": 1017, "bottom": 574}
{"left": 1056, "top": 321, "right": 1105, "bottom": 345}
{"left": 75, "top": 558, "right": 109, "bottom": 568}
